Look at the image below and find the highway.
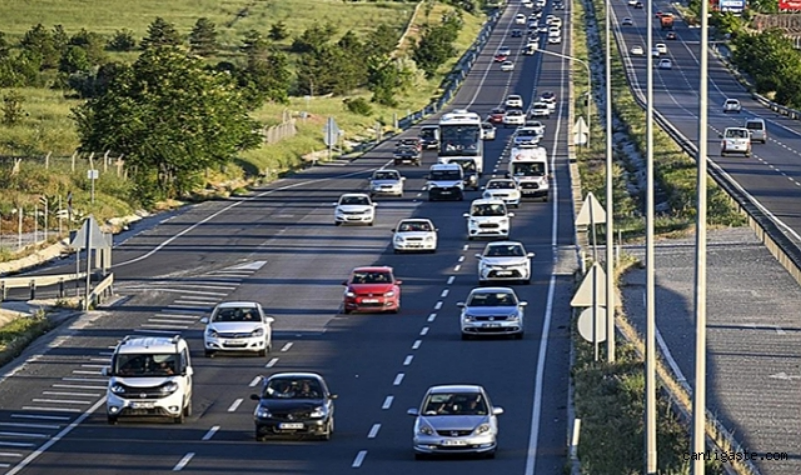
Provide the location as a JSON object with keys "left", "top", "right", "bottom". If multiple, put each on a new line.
{"left": 0, "top": 3, "right": 579, "bottom": 474}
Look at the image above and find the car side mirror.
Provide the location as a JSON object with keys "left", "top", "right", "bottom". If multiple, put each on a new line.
{"left": 401, "top": 177, "right": 406, "bottom": 181}
{"left": 373, "top": 203, "right": 378, "bottom": 207}
{"left": 435, "top": 228, "right": 439, "bottom": 232}
{"left": 342, "top": 281, "right": 348, "bottom": 286}
{"left": 463, "top": 213, "right": 470, "bottom": 218}
{"left": 456, "top": 302, "right": 465, "bottom": 307}
{"left": 250, "top": 394, "right": 260, "bottom": 401}
{"left": 101, "top": 366, "right": 110, "bottom": 376}
{"left": 492, "top": 407, "right": 504, "bottom": 416}
{"left": 407, "top": 408, "right": 419, "bottom": 416}
{"left": 395, "top": 280, "right": 403, "bottom": 285}
{"left": 265, "top": 316, "right": 275, "bottom": 324}
{"left": 527, "top": 252, "right": 535, "bottom": 258}
{"left": 475, "top": 254, "right": 483, "bottom": 259}
{"left": 519, "top": 301, "right": 528, "bottom": 307}
{"left": 508, "top": 212, "right": 515, "bottom": 217}
{"left": 329, "top": 394, "right": 338, "bottom": 400}
{"left": 200, "top": 317, "right": 209, "bottom": 324}
{"left": 391, "top": 229, "right": 396, "bottom": 232}
{"left": 185, "top": 366, "right": 194, "bottom": 376}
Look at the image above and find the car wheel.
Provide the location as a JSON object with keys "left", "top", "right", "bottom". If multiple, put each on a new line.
{"left": 393, "top": 249, "right": 400, "bottom": 254}
{"left": 485, "top": 450, "right": 497, "bottom": 459}
{"left": 107, "top": 415, "right": 118, "bottom": 425}
{"left": 321, "top": 419, "right": 333, "bottom": 441}
{"left": 515, "top": 332, "right": 525, "bottom": 340}
{"left": 720, "top": 151, "right": 725, "bottom": 157}
{"left": 258, "top": 348, "right": 266, "bottom": 357}
{"left": 344, "top": 307, "right": 352, "bottom": 315}
{"left": 461, "top": 333, "right": 472, "bottom": 340}
{"left": 542, "top": 196, "right": 549, "bottom": 203}
{"left": 173, "top": 410, "right": 185, "bottom": 424}
{"left": 468, "top": 236, "right": 474, "bottom": 241}
{"left": 204, "top": 350, "right": 214, "bottom": 358}
{"left": 389, "top": 307, "right": 400, "bottom": 314}
{"left": 255, "top": 430, "right": 266, "bottom": 442}
{"left": 334, "top": 221, "right": 341, "bottom": 226}
{"left": 184, "top": 395, "right": 193, "bottom": 417}
{"left": 525, "top": 277, "right": 532, "bottom": 285}
{"left": 414, "top": 453, "right": 427, "bottom": 460}
{"left": 368, "top": 222, "right": 374, "bottom": 227}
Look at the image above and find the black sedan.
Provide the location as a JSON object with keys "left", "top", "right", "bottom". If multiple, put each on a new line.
{"left": 250, "top": 372, "right": 337, "bottom": 440}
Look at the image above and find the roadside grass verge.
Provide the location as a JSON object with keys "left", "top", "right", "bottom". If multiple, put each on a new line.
{"left": 0, "top": 311, "right": 51, "bottom": 368}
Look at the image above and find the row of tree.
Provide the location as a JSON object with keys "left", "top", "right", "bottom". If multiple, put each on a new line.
{"left": 731, "top": 29, "right": 801, "bottom": 108}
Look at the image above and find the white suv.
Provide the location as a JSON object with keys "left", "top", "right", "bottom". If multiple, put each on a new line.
{"left": 476, "top": 241, "right": 534, "bottom": 285}
{"left": 333, "top": 193, "right": 376, "bottom": 226}
{"left": 103, "top": 335, "right": 193, "bottom": 424}
{"left": 463, "top": 199, "right": 514, "bottom": 240}
{"left": 201, "top": 301, "right": 275, "bottom": 357}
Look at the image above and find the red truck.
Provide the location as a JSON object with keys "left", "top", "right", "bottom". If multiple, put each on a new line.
{"left": 660, "top": 13, "right": 674, "bottom": 30}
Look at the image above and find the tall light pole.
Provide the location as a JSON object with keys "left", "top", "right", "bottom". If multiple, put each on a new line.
{"left": 605, "top": 0, "right": 615, "bottom": 363}
{"left": 535, "top": 49, "right": 592, "bottom": 147}
{"left": 692, "top": 0, "right": 710, "bottom": 473}
{"left": 645, "top": 0, "right": 657, "bottom": 471}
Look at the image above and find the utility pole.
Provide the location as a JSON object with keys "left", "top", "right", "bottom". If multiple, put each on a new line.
{"left": 645, "top": 0, "right": 657, "bottom": 471}
{"left": 605, "top": 0, "right": 615, "bottom": 363}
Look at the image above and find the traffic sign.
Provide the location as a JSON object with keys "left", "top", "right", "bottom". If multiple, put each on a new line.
{"left": 572, "top": 117, "right": 589, "bottom": 135}
{"left": 570, "top": 262, "right": 620, "bottom": 307}
{"left": 69, "top": 215, "right": 107, "bottom": 250}
{"left": 323, "top": 117, "right": 339, "bottom": 147}
{"left": 575, "top": 192, "right": 606, "bottom": 226}
{"left": 578, "top": 307, "right": 607, "bottom": 343}
{"left": 573, "top": 132, "right": 588, "bottom": 146}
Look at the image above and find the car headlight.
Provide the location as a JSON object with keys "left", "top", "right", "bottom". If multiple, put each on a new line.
{"left": 160, "top": 382, "right": 179, "bottom": 395}
{"left": 428, "top": 183, "right": 437, "bottom": 189}
{"left": 310, "top": 406, "right": 326, "bottom": 418}
{"left": 251, "top": 327, "right": 264, "bottom": 337}
{"left": 346, "top": 291, "right": 355, "bottom": 298}
{"left": 500, "top": 219, "right": 509, "bottom": 225}
{"left": 110, "top": 383, "right": 125, "bottom": 395}
{"left": 394, "top": 235, "right": 405, "bottom": 243}
{"left": 425, "top": 236, "right": 434, "bottom": 242}
{"left": 475, "top": 423, "right": 491, "bottom": 434}
{"left": 385, "top": 291, "right": 395, "bottom": 298}
{"left": 508, "top": 313, "right": 520, "bottom": 321}
{"left": 463, "top": 314, "right": 475, "bottom": 321}
{"left": 256, "top": 406, "right": 272, "bottom": 419}
{"left": 419, "top": 424, "right": 434, "bottom": 435}
{"left": 206, "top": 328, "right": 218, "bottom": 338}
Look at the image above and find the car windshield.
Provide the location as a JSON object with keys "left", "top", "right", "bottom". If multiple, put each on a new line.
{"left": 351, "top": 271, "right": 392, "bottom": 284}
{"left": 399, "top": 139, "right": 418, "bottom": 146}
{"left": 263, "top": 378, "right": 323, "bottom": 399}
{"left": 725, "top": 129, "right": 749, "bottom": 139}
{"left": 507, "top": 110, "right": 523, "bottom": 116}
{"left": 440, "top": 124, "right": 481, "bottom": 156}
{"left": 452, "top": 160, "right": 477, "bottom": 172}
{"left": 398, "top": 221, "right": 432, "bottom": 232}
{"left": 420, "top": 128, "right": 437, "bottom": 139}
{"left": 745, "top": 122, "right": 763, "bottom": 130}
{"left": 512, "top": 162, "right": 546, "bottom": 177}
{"left": 488, "top": 181, "right": 515, "bottom": 189}
{"left": 340, "top": 196, "right": 370, "bottom": 205}
{"left": 492, "top": 108, "right": 505, "bottom": 115}
{"left": 533, "top": 104, "right": 548, "bottom": 110}
{"left": 517, "top": 130, "right": 538, "bottom": 137}
{"left": 422, "top": 392, "right": 488, "bottom": 416}
{"left": 212, "top": 306, "right": 260, "bottom": 322}
{"left": 467, "top": 292, "right": 517, "bottom": 307}
{"left": 113, "top": 353, "right": 179, "bottom": 377}
{"left": 471, "top": 203, "right": 506, "bottom": 216}
{"left": 431, "top": 170, "right": 462, "bottom": 180}
{"left": 373, "top": 171, "right": 399, "bottom": 180}
{"left": 486, "top": 244, "right": 525, "bottom": 257}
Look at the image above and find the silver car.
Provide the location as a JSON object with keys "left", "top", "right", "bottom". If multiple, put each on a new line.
{"left": 458, "top": 287, "right": 527, "bottom": 339}
{"left": 476, "top": 241, "right": 534, "bottom": 284}
{"left": 369, "top": 169, "right": 405, "bottom": 197}
{"left": 407, "top": 384, "right": 504, "bottom": 459}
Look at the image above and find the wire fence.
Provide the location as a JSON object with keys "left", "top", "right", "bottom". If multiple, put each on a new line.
{"left": 0, "top": 151, "right": 127, "bottom": 179}
{"left": 0, "top": 196, "right": 83, "bottom": 255}
{"left": 262, "top": 120, "right": 298, "bottom": 144}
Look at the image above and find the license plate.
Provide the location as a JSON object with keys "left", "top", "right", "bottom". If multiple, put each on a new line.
{"left": 132, "top": 402, "right": 154, "bottom": 409}
{"left": 442, "top": 439, "right": 467, "bottom": 446}
{"left": 440, "top": 191, "right": 451, "bottom": 195}
{"left": 497, "top": 271, "right": 512, "bottom": 276}
{"left": 226, "top": 339, "right": 246, "bottom": 345}
{"left": 484, "top": 323, "right": 501, "bottom": 328}
{"left": 279, "top": 423, "right": 304, "bottom": 430}
{"left": 363, "top": 299, "right": 379, "bottom": 303}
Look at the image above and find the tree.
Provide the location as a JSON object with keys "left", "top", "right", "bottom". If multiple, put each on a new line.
{"left": 2, "top": 90, "right": 25, "bottom": 126}
{"left": 291, "top": 22, "right": 335, "bottom": 53}
{"left": 0, "top": 32, "right": 9, "bottom": 59}
{"left": 141, "top": 17, "right": 183, "bottom": 49}
{"left": 269, "top": 21, "right": 289, "bottom": 41}
{"left": 412, "top": 24, "right": 457, "bottom": 77}
{"left": 73, "top": 48, "right": 261, "bottom": 203}
{"left": 240, "top": 30, "right": 270, "bottom": 60}
{"left": 107, "top": 29, "right": 137, "bottom": 51}
{"left": 20, "top": 24, "right": 59, "bottom": 69}
{"left": 368, "top": 24, "right": 400, "bottom": 58}
{"left": 189, "top": 18, "right": 218, "bottom": 56}
{"left": 239, "top": 49, "right": 292, "bottom": 106}
{"left": 69, "top": 28, "right": 108, "bottom": 66}
{"left": 59, "top": 45, "right": 91, "bottom": 75}
{"left": 52, "top": 25, "right": 69, "bottom": 53}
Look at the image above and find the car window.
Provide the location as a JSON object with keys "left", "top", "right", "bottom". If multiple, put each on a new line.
{"left": 745, "top": 121, "right": 763, "bottom": 130}
{"left": 373, "top": 171, "right": 398, "bottom": 180}
{"left": 114, "top": 353, "right": 179, "bottom": 377}
{"left": 213, "top": 307, "right": 259, "bottom": 322}
{"left": 486, "top": 245, "right": 524, "bottom": 257}
{"left": 725, "top": 129, "right": 748, "bottom": 139}
{"left": 399, "top": 221, "right": 431, "bottom": 232}
{"left": 471, "top": 204, "right": 506, "bottom": 216}
{"left": 351, "top": 271, "right": 392, "bottom": 284}
{"left": 422, "top": 393, "right": 488, "bottom": 416}
{"left": 341, "top": 196, "right": 370, "bottom": 205}
{"left": 467, "top": 292, "right": 517, "bottom": 307}
{"left": 263, "top": 378, "right": 323, "bottom": 399}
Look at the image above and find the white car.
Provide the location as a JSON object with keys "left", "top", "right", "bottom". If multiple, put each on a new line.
{"left": 529, "top": 102, "right": 550, "bottom": 118}
{"left": 503, "top": 109, "right": 526, "bottom": 127}
{"left": 651, "top": 48, "right": 660, "bottom": 58}
{"left": 201, "top": 302, "right": 274, "bottom": 357}
{"left": 505, "top": 94, "right": 524, "bottom": 109}
{"left": 627, "top": 0, "right": 638, "bottom": 5}
{"left": 526, "top": 37, "right": 539, "bottom": 47}
{"left": 481, "top": 122, "right": 497, "bottom": 140}
{"left": 515, "top": 13, "right": 527, "bottom": 24}
{"left": 497, "top": 46, "right": 512, "bottom": 56}
{"left": 512, "top": 127, "right": 542, "bottom": 148}
{"left": 548, "top": 35, "right": 562, "bottom": 44}
{"left": 546, "top": 14, "right": 557, "bottom": 24}
{"left": 369, "top": 169, "right": 405, "bottom": 197}
{"left": 536, "top": 0, "right": 547, "bottom": 7}
{"left": 464, "top": 199, "right": 514, "bottom": 240}
{"left": 458, "top": 287, "right": 526, "bottom": 339}
{"left": 393, "top": 218, "right": 437, "bottom": 253}
{"left": 500, "top": 60, "right": 515, "bottom": 72}
{"left": 476, "top": 241, "right": 534, "bottom": 285}
{"left": 723, "top": 99, "right": 741, "bottom": 113}
{"left": 333, "top": 193, "right": 376, "bottom": 226}
{"left": 539, "top": 92, "right": 557, "bottom": 111}
{"left": 658, "top": 58, "right": 672, "bottom": 69}
{"left": 631, "top": 45, "right": 644, "bottom": 56}
{"left": 720, "top": 127, "right": 751, "bottom": 157}
{"left": 655, "top": 43, "right": 667, "bottom": 54}
{"left": 482, "top": 179, "right": 522, "bottom": 208}
{"left": 548, "top": 26, "right": 561, "bottom": 37}
{"left": 550, "top": 18, "right": 562, "bottom": 28}
{"left": 538, "top": 25, "right": 549, "bottom": 33}
{"left": 622, "top": 17, "right": 633, "bottom": 26}
{"left": 523, "top": 119, "right": 545, "bottom": 136}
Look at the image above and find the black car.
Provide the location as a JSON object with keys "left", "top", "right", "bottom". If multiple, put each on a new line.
{"left": 511, "top": 29, "right": 523, "bottom": 37}
{"left": 450, "top": 158, "right": 480, "bottom": 190}
{"left": 251, "top": 372, "right": 337, "bottom": 441}
{"left": 394, "top": 146, "right": 422, "bottom": 166}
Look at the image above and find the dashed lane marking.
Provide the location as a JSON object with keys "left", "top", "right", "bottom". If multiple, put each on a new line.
{"left": 352, "top": 450, "right": 367, "bottom": 468}
{"left": 412, "top": 340, "right": 422, "bottom": 350}
{"left": 248, "top": 376, "right": 261, "bottom": 387}
{"left": 447, "top": 276, "right": 455, "bottom": 285}
{"left": 434, "top": 301, "right": 443, "bottom": 310}
{"left": 420, "top": 327, "right": 429, "bottom": 336}
{"left": 368, "top": 424, "right": 381, "bottom": 439}
{"left": 403, "top": 355, "right": 413, "bottom": 366}
{"left": 265, "top": 358, "right": 279, "bottom": 368}
{"left": 440, "top": 289, "right": 449, "bottom": 298}
{"left": 172, "top": 453, "right": 194, "bottom": 471}
{"left": 393, "top": 373, "right": 404, "bottom": 386}
{"left": 458, "top": 255, "right": 465, "bottom": 263}
{"left": 382, "top": 396, "right": 394, "bottom": 410}
{"left": 280, "top": 342, "right": 293, "bottom": 352}
{"left": 228, "top": 399, "right": 243, "bottom": 412}
{"left": 202, "top": 426, "right": 219, "bottom": 441}
{"left": 427, "top": 313, "right": 436, "bottom": 322}
{"left": 454, "top": 264, "right": 462, "bottom": 272}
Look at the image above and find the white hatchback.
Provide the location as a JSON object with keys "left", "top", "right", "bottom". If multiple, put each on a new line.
{"left": 483, "top": 179, "right": 522, "bottom": 208}
{"left": 202, "top": 302, "right": 274, "bottom": 357}
{"left": 393, "top": 218, "right": 438, "bottom": 253}
{"left": 333, "top": 193, "right": 376, "bottom": 226}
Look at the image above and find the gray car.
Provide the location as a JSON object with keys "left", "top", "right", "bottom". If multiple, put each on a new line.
{"left": 458, "top": 287, "right": 527, "bottom": 339}
{"left": 407, "top": 384, "right": 503, "bottom": 459}
{"left": 369, "top": 169, "right": 405, "bottom": 197}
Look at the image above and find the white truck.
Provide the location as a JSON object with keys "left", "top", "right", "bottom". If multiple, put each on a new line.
{"left": 507, "top": 147, "right": 550, "bottom": 201}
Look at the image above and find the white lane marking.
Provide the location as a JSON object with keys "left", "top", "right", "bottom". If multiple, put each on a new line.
{"left": 454, "top": 264, "right": 462, "bottom": 272}
{"left": 403, "top": 355, "right": 414, "bottom": 366}
{"left": 280, "top": 342, "right": 293, "bottom": 352}
{"left": 10, "top": 414, "right": 69, "bottom": 421}
{"left": 0, "top": 423, "right": 59, "bottom": 430}
{"left": 228, "top": 399, "right": 243, "bottom": 412}
{"left": 153, "top": 314, "right": 199, "bottom": 320}
{"left": 87, "top": 358, "right": 109, "bottom": 362}
{"left": 0, "top": 432, "right": 46, "bottom": 439}
{"left": 440, "top": 289, "right": 449, "bottom": 298}
{"left": 31, "top": 399, "right": 91, "bottom": 405}
{"left": 447, "top": 276, "right": 455, "bottom": 285}
{"left": 265, "top": 358, "right": 279, "bottom": 368}
{"left": 420, "top": 327, "right": 429, "bottom": 336}
{"left": 173, "top": 300, "right": 214, "bottom": 306}
{"left": 656, "top": 328, "right": 686, "bottom": 386}
{"left": 393, "top": 373, "right": 405, "bottom": 386}
{"left": 5, "top": 397, "right": 105, "bottom": 475}
{"left": 434, "top": 301, "right": 443, "bottom": 310}
{"left": 416, "top": 193, "right": 422, "bottom": 197}
{"left": 145, "top": 319, "right": 195, "bottom": 325}
{"left": 463, "top": 244, "right": 469, "bottom": 251}
{"left": 61, "top": 378, "right": 105, "bottom": 383}
{"left": 458, "top": 255, "right": 465, "bottom": 263}
{"left": 79, "top": 364, "right": 105, "bottom": 368}
{"left": 248, "top": 376, "right": 261, "bottom": 387}
{"left": 21, "top": 407, "right": 80, "bottom": 413}
{"left": 202, "top": 426, "right": 219, "bottom": 441}
{"left": 368, "top": 424, "right": 381, "bottom": 439}
{"left": 172, "top": 453, "right": 194, "bottom": 471}
{"left": 412, "top": 340, "right": 422, "bottom": 350}
{"left": 427, "top": 313, "right": 436, "bottom": 322}
{"left": 0, "top": 452, "right": 21, "bottom": 457}
{"left": 382, "top": 396, "right": 394, "bottom": 409}
{"left": 71, "top": 370, "right": 100, "bottom": 375}
{"left": 42, "top": 391, "right": 100, "bottom": 398}
{"left": 351, "top": 450, "right": 367, "bottom": 468}
{"left": 135, "top": 329, "right": 178, "bottom": 334}
{"left": 140, "top": 324, "right": 190, "bottom": 329}
{"left": 51, "top": 384, "right": 105, "bottom": 390}
{"left": 0, "top": 443, "right": 33, "bottom": 448}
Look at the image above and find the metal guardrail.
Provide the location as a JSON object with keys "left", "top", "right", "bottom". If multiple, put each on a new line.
{"left": 80, "top": 273, "right": 114, "bottom": 310}
{"left": 0, "top": 272, "right": 87, "bottom": 301}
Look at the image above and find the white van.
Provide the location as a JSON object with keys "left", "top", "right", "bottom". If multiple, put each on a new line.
{"left": 744, "top": 118, "right": 767, "bottom": 144}
{"left": 103, "top": 335, "right": 193, "bottom": 424}
{"left": 507, "top": 147, "right": 550, "bottom": 201}
{"left": 426, "top": 163, "right": 464, "bottom": 201}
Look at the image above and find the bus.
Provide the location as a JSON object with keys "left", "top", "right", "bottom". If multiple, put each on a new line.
{"left": 437, "top": 109, "right": 484, "bottom": 175}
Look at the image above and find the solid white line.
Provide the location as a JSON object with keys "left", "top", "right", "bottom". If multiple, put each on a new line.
{"left": 71, "top": 371, "right": 100, "bottom": 375}
{"left": 382, "top": 396, "right": 394, "bottom": 409}
{"left": 420, "top": 327, "right": 429, "bottom": 336}
{"left": 454, "top": 264, "right": 462, "bottom": 272}
{"left": 0, "top": 423, "right": 59, "bottom": 430}
{"left": 412, "top": 340, "right": 422, "bottom": 350}
{"left": 80, "top": 364, "right": 105, "bottom": 368}
{"left": 87, "top": 358, "right": 109, "bottom": 362}
{"left": 427, "top": 313, "right": 436, "bottom": 322}
{"left": 153, "top": 314, "right": 200, "bottom": 320}
{"left": 32, "top": 399, "right": 91, "bottom": 405}
{"left": 0, "top": 443, "right": 33, "bottom": 448}
{"left": 352, "top": 450, "right": 367, "bottom": 468}
{"left": 447, "top": 276, "right": 455, "bottom": 285}
{"left": 42, "top": 391, "right": 100, "bottom": 398}
{"left": 21, "top": 407, "right": 81, "bottom": 413}
{"left": 97, "top": 352, "right": 113, "bottom": 356}
{"left": 393, "top": 373, "right": 404, "bottom": 386}
{"left": 440, "top": 289, "right": 449, "bottom": 298}
{"left": 265, "top": 358, "right": 279, "bottom": 368}
{"left": 368, "top": 424, "right": 381, "bottom": 439}
{"left": 10, "top": 414, "right": 69, "bottom": 421}
{"left": 172, "top": 452, "right": 194, "bottom": 471}
{"left": 0, "top": 464, "right": 10, "bottom": 468}
{"left": 0, "top": 432, "right": 47, "bottom": 439}
{"left": 61, "top": 378, "right": 105, "bottom": 383}
{"left": 173, "top": 300, "right": 214, "bottom": 306}
{"left": 280, "top": 342, "right": 293, "bottom": 352}
{"left": 52, "top": 384, "right": 105, "bottom": 390}
{"left": 0, "top": 452, "right": 21, "bottom": 457}
{"left": 403, "top": 355, "right": 413, "bottom": 366}
{"left": 656, "top": 327, "right": 688, "bottom": 387}
{"left": 202, "top": 426, "right": 219, "bottom": 441}
{"left": 5, "top": 397, "right": 106, "bottom": 475}
{"left": 134, "top": 329, "right": 178, "bottom": 334}
{"left": 434, "top": 301, "right": 442, "bottom": 310}
{"left": 140, "top": 324, "right": 190, "bottom": 329}
{"left": 248, "top": 376, "right": 261, "bottom": 387}
{"left": 228, "top": 398, "right": 243, "bottom": 412}
{"left": 146, "top": 319, "right": 195, "bottom": 325}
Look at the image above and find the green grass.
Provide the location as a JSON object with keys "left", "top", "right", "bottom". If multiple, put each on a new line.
{"left": 0, "top": 312, "right": 51, "bottom": 368}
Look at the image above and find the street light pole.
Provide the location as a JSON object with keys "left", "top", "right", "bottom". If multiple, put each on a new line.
{"left": 535, "top": 49, "right": 591, "bottom": 147}
{"left": 605, "top": 0, "right": 615, "bottom": 363}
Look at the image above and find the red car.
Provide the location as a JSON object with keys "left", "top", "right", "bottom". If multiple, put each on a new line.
{"left": 342, "top": 266, "right": 402, "bottom": 314}
{"left": 487, "top": 108, "right": 506, "bottom": 124}
{"left": 494, "top": 53, "right": 508, "bottom": 62}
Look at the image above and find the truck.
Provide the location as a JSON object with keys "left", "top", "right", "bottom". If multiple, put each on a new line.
{"left": 660, "top": 13, "right": 674, "bottom": 30}
{"left": 507, "top": 147, "right": 550, "bottom": 201}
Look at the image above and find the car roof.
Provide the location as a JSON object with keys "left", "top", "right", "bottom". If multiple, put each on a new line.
{"left": 428, "top": 384, "right": 485, "bottom": 394}
{"left": 471, "top": 198, "right": 506, "bottom": 205}
{"left": 485, "top": 240, "right": 524, "bottom": 248}
{"left": 487, "top": 178, "right": 515, "bottom": 183}
{"left": 116, "top": 336, "right": 184, "bottom": 354}
{"left": 340, "top": 193, "right": 370, "bottom": 199}
{"left": 266, "top": 372, "right": 325, "bottom": 381}
{"left": 508, "top": 94, "right": 522, "bottom": 98}
{"left": 215, "top": 301, "right": 261, "bottom": 309}
{"left": 373, "top": 169, "right": 400, "bottom": 175}
{"left": 352, "top": 266, "right": 393, "bottom": 273}
{"left": 430, "top": 163, "right": 461, "bottom": 170}
{"left": 745, "top": 118, "right": 764, "bottom": 123}
{"left": 469, "top": 286, "right": 517, "bottom": 294}
{"left": 398, "top": 218, "right": 434, "bottom": 224}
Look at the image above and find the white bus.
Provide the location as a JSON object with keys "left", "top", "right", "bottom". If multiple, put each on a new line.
{"left": 437, "top": 109, "right": 484, "bottom": 175}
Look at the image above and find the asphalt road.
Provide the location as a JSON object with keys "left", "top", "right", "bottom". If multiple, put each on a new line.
{"left": 0, "top": 3, "right": 581, "bottom": 475}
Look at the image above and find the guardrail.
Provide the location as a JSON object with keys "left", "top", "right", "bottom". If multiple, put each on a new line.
{"left": 0, "top": 272, "right": 87, "bottom": 301}
{"left": 80, "top": 273, "right": 114, "bottom": 310}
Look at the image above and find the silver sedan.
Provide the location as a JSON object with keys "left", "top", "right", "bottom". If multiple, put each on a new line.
{"left": 407, "top": 384, "right": 504, "bottom": 459}
{"left": 458, "top": 287, "right": 527, "bottom": 339}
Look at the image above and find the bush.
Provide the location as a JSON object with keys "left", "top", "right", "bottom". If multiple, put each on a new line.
{"left": 107, "top": 29, "right": 137, "bottom": 52}
{"left": 344, "top": 97, "right": 373, "bottom": 116}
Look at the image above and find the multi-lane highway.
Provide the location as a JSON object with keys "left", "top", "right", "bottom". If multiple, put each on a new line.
{"left": 0, "top": 3, "right": 580, "bottom": 474}
{"left": 612, "top": 0, "right": 801, "bottom": 249}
